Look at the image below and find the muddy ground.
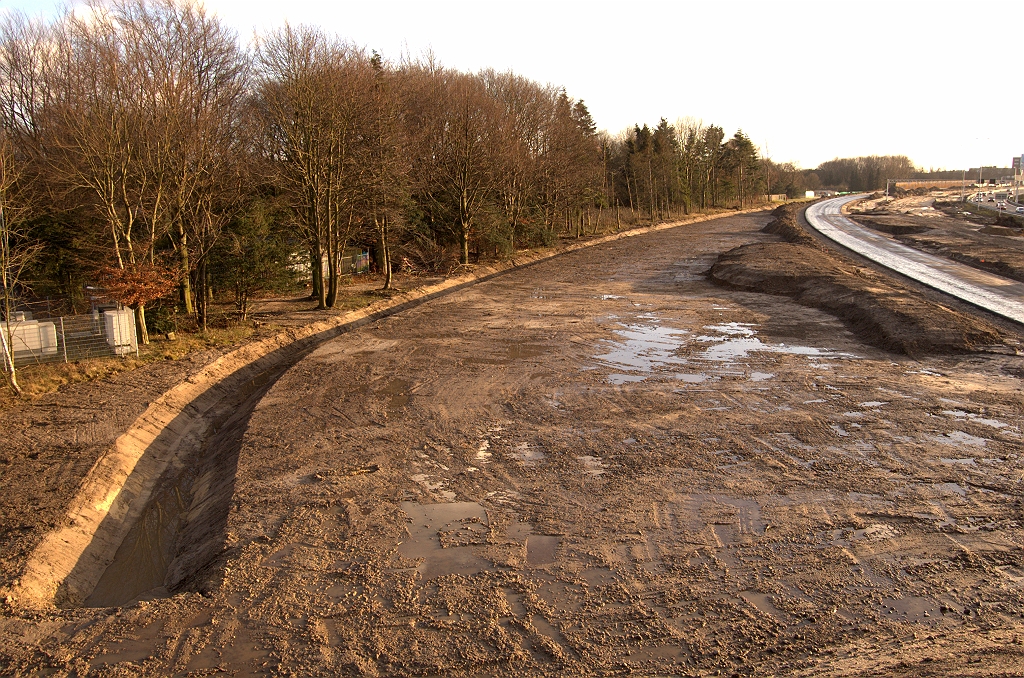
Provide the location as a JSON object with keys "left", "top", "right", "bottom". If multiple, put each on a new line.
{"left": 2, "top": 209, "right": 1024, "bottom": 676}
{"left": 847, "top": 194, "right": 1024, "bottom": 283}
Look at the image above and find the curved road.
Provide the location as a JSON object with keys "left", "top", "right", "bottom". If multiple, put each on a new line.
{"left": 806, "top": 195, "right": 1024, "bottom": 325}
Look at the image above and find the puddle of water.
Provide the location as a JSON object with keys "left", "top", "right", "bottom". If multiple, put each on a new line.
{"left": 410, "top": 473, "right": 457, "bottom": 501}
{"left": 84, "top": 482, "right": 185, "bottom": 606}
{"left": 84, "top": 363, "right": 291, "bottom": 608}
{"left": 380, "top": 378, "right": 412, "bottom": 409}
{"left": 941, "top": 410, "right": 1010, "bottom": 429}
{"left": 703, "top": 322, "right": 756, "bottom": 336}
{"left": 701, "top": 337, "right": 849, "bottom": 362}
{"left": 398, "top": 502, "right": 492, "bottom": 579}
{"left": 608, "top": 373, "right": 646, "bottom": 384}
{"left": 859, "top": 401, "right": 887, "bottom": 408}
{"left": 932, "top": 482, "right": 967, "bottom": 497}
{"left": 525, "top": 535, "right": 560, "bottom": 566}
{"left": 738, "top": 590, "right": 787, "bottom": 619}
{"left": 576, "top": 455, "right": 606, "bottom": 476}
{"left": 595, "top": 323, "right": 688, "bottom": 372}
{"left": 936, "top": 431, "right": 987, "bottom": 447}
{"left": 749, "top": 372, "right": 774, "bottom": 382}
{"left": 831, "top": 425, "right": 850, "bottom": 437}
{"left": 941, "top": 457, "right": 979, "bottom": 467}
{"left": 599, "top": 294, "right": 623, "bottom": 300}
{"left": 675, "top": 373, "right": 709, "bottom": 383}
{"left": 513, "top": 442, "right": 546, "bottom": 465}
{"left": 475, "top": 440, "right": 492, "bottom": 464}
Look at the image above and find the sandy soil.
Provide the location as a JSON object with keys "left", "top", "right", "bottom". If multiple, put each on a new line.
{"left": 847, "top": 194, "right": 1024, "bottom": 283}
{"left": 2, "top": 210, "right": 1024, "bottom": 676}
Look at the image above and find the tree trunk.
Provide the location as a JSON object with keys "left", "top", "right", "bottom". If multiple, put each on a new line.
{"left": 309, "top": 248, "right": 322, "bottom": 303}
{"left": 459, "top": 189, "right": 471, "bottom": 266}
{"left": 649, "top": 162, "right": 656, "bottom": 225}
{"left": 135, "top": 304, "right": 149, "bottom": 346}
{"left": 312, "top": 245, "right": 326, "bottom": 309}
{"left": 626, "top": 174, "right": 636, "bottom": 219}
{"left": 178, "top": 224, "right": 194, "bottom": 315}
{"left": 380, "top": 214, "right": 392, "bottom": 290}
{"left": 195, "top": 257, "right": 209, "bottom": 332}
{"left": 0, "top": 327, "right": 21, "bottom": 396}
{"left": 325, "top": 236, "right": 338, "bottom": 309}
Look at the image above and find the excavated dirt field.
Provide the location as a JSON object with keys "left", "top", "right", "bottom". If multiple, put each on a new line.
{"left": 3, "top": 210, "right": 1024, "bottom": 676}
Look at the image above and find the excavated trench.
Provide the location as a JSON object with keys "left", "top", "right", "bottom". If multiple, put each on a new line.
{"left": 82, "top": 360, "right": 296, "bottom": 607}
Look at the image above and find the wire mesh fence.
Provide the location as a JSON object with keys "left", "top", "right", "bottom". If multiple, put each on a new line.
{"left": 1, "top": 308, "right": 139, "bottom": 368}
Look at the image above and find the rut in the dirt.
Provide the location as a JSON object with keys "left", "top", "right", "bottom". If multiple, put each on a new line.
{"left": 83, "top": 361, "right": 294, "bottom": 607}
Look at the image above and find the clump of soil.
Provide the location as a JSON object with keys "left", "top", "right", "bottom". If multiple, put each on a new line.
{"left": 759, "top": 203, "right": 816, "bottom": 245}
{"left": 980, "top": 225, "right": 1022, "bottom": 237}
{"left": 849, "top": 214, "right": 931, "bottom": 235}
{"left": 710, "top": 206, "right": 1005, "bottom": 355}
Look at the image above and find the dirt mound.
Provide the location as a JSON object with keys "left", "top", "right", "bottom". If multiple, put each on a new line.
{"left": 892, "top": 186, "right": 932, "bottom": 198}
{"left": 760, "top": 203, "right": 816, "bottom": 245}
{"left": 851, "top": 214, "right": 931, "bottom": 235}
{"left": 712, "top": 231, "right": 1005, "bottom": 355}
{"left": 980, "top": 225, "right": 1022, "bottom": 237}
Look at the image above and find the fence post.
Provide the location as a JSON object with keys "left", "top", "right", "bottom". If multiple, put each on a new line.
{"left": 59, "top": 316, "right": 68, "bottom": 363}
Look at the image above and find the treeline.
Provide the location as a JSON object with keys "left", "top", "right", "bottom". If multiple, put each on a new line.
{"left": 603, "top": 120, "right": 766, "bottom": 218}
{"left": 807, "top": 156, "right": 1012, "bottom": 192}
{"left": 1, "top": 0, "right": 778, "bottom": 346}
{"left": 813, "top": 155, "right": 917, "bottom": 192}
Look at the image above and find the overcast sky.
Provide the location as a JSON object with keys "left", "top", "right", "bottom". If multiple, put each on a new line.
{"left": 3, "top": 0, "right": 1022, "bottom": 171}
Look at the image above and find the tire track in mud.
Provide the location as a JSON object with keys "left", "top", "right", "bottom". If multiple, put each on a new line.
{"left": 4, "top": 208, "right": 767, "bottom": 611}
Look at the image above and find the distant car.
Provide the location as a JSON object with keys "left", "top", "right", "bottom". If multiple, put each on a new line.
{"left": 996, "top": 201, "right": 1005, "bottom": 209}
{"left": 988, "top": 197, "right": 995, "bottom": 202}
{"left": 1017, "top": 206, "right": 1024, "bottom": 214}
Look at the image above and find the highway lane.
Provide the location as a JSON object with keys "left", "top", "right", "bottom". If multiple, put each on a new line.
{"left": 971, "top": 195, "right": 1023, "bottom": 215}
{"left": 806, "top": 195, "right": 1024, "bottom": 325}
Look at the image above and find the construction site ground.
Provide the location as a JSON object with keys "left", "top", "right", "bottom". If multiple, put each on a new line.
{"left": 2, "top": 207, "right": 1024, "bottom": 677}
{"left": 847, "top": 192, "right": 1024, "bottom": 283}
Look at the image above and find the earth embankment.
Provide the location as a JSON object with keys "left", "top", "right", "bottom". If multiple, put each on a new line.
{"left": 710, "top": 204, "right": 1007, "bottom": 355}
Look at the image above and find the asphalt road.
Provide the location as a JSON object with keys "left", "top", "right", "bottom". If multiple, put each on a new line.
{"left": 806, "top": 195, "right": 1024, "bottom": 325}
{"left": 971, "top": 195, "right": 1023, "bottom": 215}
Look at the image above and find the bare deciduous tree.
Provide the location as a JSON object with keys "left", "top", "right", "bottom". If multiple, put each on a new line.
{"left": 0, "top": 133, "right": 42, "bottom": 395}
{"left": 256, "top": 25, "right": 370, "bottom": 307}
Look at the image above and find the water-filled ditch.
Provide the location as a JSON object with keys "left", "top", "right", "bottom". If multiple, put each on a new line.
{"left": 82, "top": 360, "right": 298, "bottom": 608}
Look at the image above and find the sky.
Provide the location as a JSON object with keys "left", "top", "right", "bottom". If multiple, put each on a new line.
{"left": 2, "top": 0, "right": 1022, "bottom": 171}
